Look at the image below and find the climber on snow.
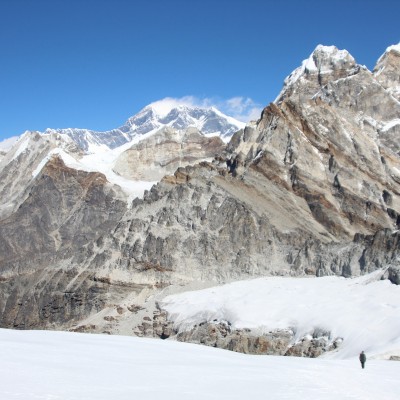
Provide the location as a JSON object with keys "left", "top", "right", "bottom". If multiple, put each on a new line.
{"left": 359, "top": 351, "right": 366, "bottom": 369}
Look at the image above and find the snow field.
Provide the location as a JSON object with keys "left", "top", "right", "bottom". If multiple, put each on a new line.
{"left": 1, "top": 328, "right": 399, "bottom": 400}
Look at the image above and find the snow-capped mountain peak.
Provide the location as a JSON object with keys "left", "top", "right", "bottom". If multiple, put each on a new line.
{"left": 126, "top": 102, "right": 244, "bottom": 140}
{"left": 286, "top": 44, "right": 356, "bottom": 85}
{"left": 378, "top": 43, "right": 400, "bottom": 60}
{"left": 275, "top": 44, "right": 359, "bottom": 103}
{"left": 0, "top": 135, "right": 20, "bottom": 153}
{"left": 40, "top": 101, "right": 243, "bottom": 154}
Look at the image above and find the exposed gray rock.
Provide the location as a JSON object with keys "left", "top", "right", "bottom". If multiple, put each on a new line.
{"left": 146, "top": 312, "right": 342, "bottom": 357}
{"left": 0, "top": 150, "right": 6, "bottom": 163}
{"left": 374, "top": 44, "right": 400, "bottom": 102}
{"left": 0, "top": 155, "right": 127, "bottom": 329}
{"left": 0, "top": 131, "right": 83, "bottom": 219}
{"left": 113, "top": 127, "right": 225, "bottom": 181}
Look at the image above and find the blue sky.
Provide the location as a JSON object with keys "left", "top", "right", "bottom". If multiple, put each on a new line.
{"left": 0, "top": 0, "right": 399, "bottom": 140}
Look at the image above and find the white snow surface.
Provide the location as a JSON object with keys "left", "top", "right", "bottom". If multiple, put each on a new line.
{"left": 1, "top": 328, "right": 399, "bottom": 400}
{"left": 375, "top": 43, "right": 400, "bottom": 66}
{"left": 147, "top": 98, "right": 190, "bottom": 118}
{"left": 161, "top": 271, "right": 400, "bottom": 360}
{"left": 0, "top": 135, "right": 19, "bottom": 152}
{"left": 386, "top": 43, "right": 400, "bottom": 54}
{"left": 10, "top": 132, "right": 31, "bottom": 160}
{"left": 211, "top": 106, "right": 246, "bottom": 131}
{"left": 381, "top": 118, "right": 400, "bottom": 132}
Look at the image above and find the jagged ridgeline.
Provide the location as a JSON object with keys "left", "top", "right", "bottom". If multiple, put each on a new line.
{"left": 0, "top": 44, "right": 399, "bottom": 340}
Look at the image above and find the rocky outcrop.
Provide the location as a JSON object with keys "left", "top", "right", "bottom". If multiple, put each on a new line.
{"left": 138, "top": 311, "right": 342, "bottom": 357}
{"left": 285, "top": 229, "right": 400, "bottom": 279}
{"left": 0, "top": 156, "right": 126, "bottom": 275}
{"left": 0, "top": 131, "right": 83, "bottom": 219}
{"left": 0, "top": 154, "right": 127, "bottom": 328}
{"left": 374, "top": 44, "right": 400, "bottom": 102}
{"left": 113, "top": 127, "right": 225, "bottom": 181}
{"left": 175, "top": 323, "right": 342, "bottom": 357}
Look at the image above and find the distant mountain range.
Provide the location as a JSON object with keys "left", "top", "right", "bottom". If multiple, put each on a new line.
{"left": 0, "top": 103, "right": 243, "bottom": 218}
{"left": 41, "top": 103, "right": 244, "bottom": 153}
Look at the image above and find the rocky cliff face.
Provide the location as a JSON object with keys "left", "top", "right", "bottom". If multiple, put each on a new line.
{"left": 0, "top": 45, "right": 399, "bottom": 352}
{"left": 0, "top": 156, "right": 127, "bottom": 328}
{"left": 374, "top": 44, "right": 400, "bottom": 102}
{"left": 113, "top": 127, "right": 225, "bottom": 181}
{"left": 0, "top": 131, "right": 83, "bottom": 219}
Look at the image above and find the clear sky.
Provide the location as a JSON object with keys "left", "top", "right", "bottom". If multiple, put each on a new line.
{"left": 0, "top": 0, "right": 399, "bottom": 140}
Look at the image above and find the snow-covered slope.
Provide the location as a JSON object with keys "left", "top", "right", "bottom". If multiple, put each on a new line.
{"left": 1, "top": 328, "right": 399, "bottom": 400}
{"left": 0, "top": 135, "right": 19, "bottom": 153}
{"left": 160, "top": 270, "right": 400, "bottom": 360}
{"left": 44, "top": 101, "right": 244, "bottom": 153}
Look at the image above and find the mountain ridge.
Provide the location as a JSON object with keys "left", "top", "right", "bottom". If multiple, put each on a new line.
{"left": 42, "top": 102, "right": 244, "bottom": 153}
{"left": 0, "top": 103, "right": 243, "bottom": 216}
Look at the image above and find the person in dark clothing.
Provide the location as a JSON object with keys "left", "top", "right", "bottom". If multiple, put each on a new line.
{"left": 359, "top": 351, "right": 366, "bottom": 369}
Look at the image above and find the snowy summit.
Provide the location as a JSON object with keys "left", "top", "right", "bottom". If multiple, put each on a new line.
{"left": 275, "top": 44, "right": 358, "bottom": 102}
{"left": 43, "top": 99, "right": 244, "bottom": 153}
{"left": 126, "top": 100, "right": 244, "bottom": 140}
